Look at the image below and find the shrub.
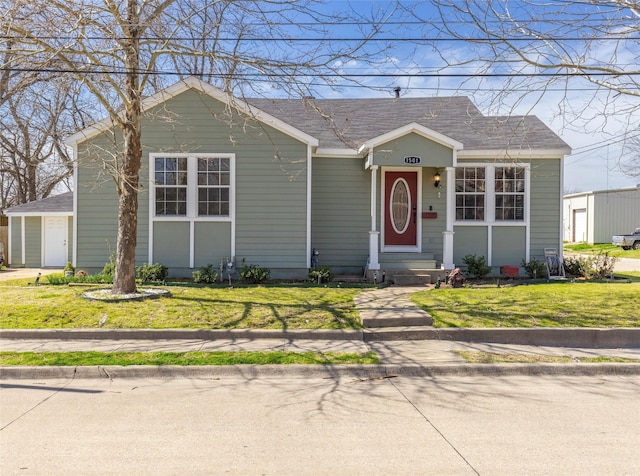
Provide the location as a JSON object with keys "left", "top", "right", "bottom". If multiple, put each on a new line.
{"left": 46, "top": 272, "right": 113, "bottom": 285}
{"left": 192, "top": 264, "right": 219, "bottom": 284}
{"left": 240, "top": 261, "right": 271, "bottom": 284}
{"left": 564, "top": 252, "right": 617, "bottom": 279}
{"left": 589, "top": 251, "right": 617, "bottom": 279}
{"left": 136, "top": 263, "right": 168, "bottom": 283}
{"left": 309, "top": 266, "right": 334, "bottom": 283}
{"left": 563, "top": 255, "right": 590, "bottom": 278}
{"left": 521, "top": 257, "right": 548, "bottom": 279}
{"left": 102, "top": 253, "right": 116, "bottom": 277}
{"left": 462, "top": 254, "right": 491, "bottom": 279}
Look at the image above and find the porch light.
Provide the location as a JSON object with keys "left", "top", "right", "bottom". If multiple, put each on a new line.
{"left": 433, "top": 171, "right": 441, "bottom": 188}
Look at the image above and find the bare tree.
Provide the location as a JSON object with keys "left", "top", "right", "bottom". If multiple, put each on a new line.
{"left": 621, "top": 136, "right": 640, "bottom": 179}
{"left": 2, "top": 0, "right": 397, "bottom": 293}
{"left": 401, "top": 1, "right": 639, "bottom": 149}
{"left": 0, "top": 76, "right": 85, "bottom": 210}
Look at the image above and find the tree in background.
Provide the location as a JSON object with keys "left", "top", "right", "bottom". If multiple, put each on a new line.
{"left": 2, "top": 0, "right": 397, "bottom": 293}
{"left": 410, "top": 0, "right": 639, "bottom": 174}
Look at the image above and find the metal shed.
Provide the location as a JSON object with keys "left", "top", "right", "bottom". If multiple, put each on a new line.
{"left": 563, "top": 186, "right": 640, "bottom": 244}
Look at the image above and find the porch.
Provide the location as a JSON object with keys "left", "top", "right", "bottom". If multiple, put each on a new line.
{"left": 368, "top": 252, "right": 447, "bottom": 285}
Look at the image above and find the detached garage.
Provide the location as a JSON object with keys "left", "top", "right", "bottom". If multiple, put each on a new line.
{"left": 563, "top": 186, "right": 640, "bottom": 244}
{"left": 4, "top": 192, "right": 73, "bottom": 268}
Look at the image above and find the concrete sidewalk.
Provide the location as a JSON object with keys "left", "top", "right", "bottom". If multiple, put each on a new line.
{"left": 2, "top": 336, "right": 638, "bottom": 364}
{"left": 2, "top": 335, "right": 639, "bottom": 379}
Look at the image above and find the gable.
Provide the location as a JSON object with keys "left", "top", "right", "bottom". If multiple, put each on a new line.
{"left": 66, "top": 77, "right": 318, "bottom": 148}
{"left": 369, "top": 132, "right": 455, "bottom": 168}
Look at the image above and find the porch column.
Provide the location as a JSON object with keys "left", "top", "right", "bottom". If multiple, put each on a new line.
{"left": 369, "top": 164, "right": 380, "bottom": 270}
{"left": 442, "top": 166, "right": 455, "bottom": 270}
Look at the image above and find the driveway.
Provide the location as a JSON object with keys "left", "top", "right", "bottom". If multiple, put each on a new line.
{"left": 0, "top": 268, "right": 61, "bottom": 282}
{"left": 612, "top": 256, "right": 640, "bottom": 272}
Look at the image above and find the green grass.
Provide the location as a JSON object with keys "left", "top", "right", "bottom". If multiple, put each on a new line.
{"left": 456, "top": 351, "right": 640, "bottom": 364}
{"left": 564, "top": 243, "right": 640, "bottom": 259}
{"left": 0, "top": 350, "right": 380, "bottom": 366}
{"left": 0, "top": 284, "right": 364, "bottom": 330}
{"left": 411, "top": 281, "right": 640, "bottom": 328}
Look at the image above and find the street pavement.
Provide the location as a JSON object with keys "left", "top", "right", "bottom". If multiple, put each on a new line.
{"left": 1, "top": 375, "right": 639, "bottom": 475}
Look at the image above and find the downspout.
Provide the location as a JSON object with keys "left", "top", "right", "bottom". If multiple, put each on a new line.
{"left": 307, "top": 144, "right": 312, "bottom": 268}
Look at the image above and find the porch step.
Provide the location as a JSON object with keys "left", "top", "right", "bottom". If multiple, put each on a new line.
{"left": 392, "top": 273, "right": 432, "bottom": 286}
{"left": 378, "top": 253, "right": 436, "bottom": 270}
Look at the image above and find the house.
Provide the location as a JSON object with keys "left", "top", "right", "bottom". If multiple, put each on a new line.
{"left": 4, "top": 77, "right": 571, "bottom": 281}
{"left": 563, "top": 186, "right": 640, "bottom": 244}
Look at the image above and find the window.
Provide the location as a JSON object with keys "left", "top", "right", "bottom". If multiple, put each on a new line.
{"left": 153, "top": 154, "right": 232, "bottom": 218}
{"left": 455, "top": 167, "right": 485, "bottom": 221}
{"left": 155, "top": 157, "right": 187, "bottom": 216}
{"left": 454, "top": 164, "right": 528, "bottom": 223}
{"left": 197, "top": 158, "right": 230, "bottom": 216}
{"left": 495, "top": 166, "right": 525, "bottom": 221}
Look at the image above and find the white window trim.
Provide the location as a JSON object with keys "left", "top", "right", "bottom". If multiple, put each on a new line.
{"left": 453, "top": 163, "right": 530, "bottom": 266}
{"left": 453, "top": 163, "right": 530, "bottom": 227}
{"left": 149, "top": 152, "right": 236, "bottom": 267}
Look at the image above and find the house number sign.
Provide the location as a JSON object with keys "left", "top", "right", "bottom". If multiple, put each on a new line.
{"left": 404, "top": 156, "right": 422, "bottom": 165}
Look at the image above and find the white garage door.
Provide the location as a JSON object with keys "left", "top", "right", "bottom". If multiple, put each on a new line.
{"left": 573, "top": 209, "right": 587, "bottom": 243}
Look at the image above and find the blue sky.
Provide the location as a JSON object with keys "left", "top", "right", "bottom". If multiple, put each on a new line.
{"left": 295, "top": 1, "right": 640, "bottom": 192}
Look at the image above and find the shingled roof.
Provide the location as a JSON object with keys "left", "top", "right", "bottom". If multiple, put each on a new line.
{"left": 4, "top": 191, "right": 73, "bottom": 215}
{"left": 249, "top": 96, "right": 571, "bottom": 153}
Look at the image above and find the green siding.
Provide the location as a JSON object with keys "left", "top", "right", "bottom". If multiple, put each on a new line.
{"left": 311, "top": 157, "right": 370, "bottom": 270}
{"left": 154, "top": 222, "right": 190, "bottom": 267}
{"left": 24, "top": 217, "right": 41, "bottom": 267}
{"left": 420, "top": 168, "right": 446, "bottom": 261}
{"left": 75, "top": 142, "right": 128, "bottom": 269}
{"left": 194, "top": 222, "right": 232, "bottom": 266}
{"left": 492, "top": 226, "right": 526, "bottom": 265}
{"left": 453, "top": 226, "right": 488, "bottom": 263}
{"left": 455, "top": 158, "right": 562, "bottom": 265}
{"left": 76, "top": 87, "right": 308, "bottom": 275}
{"left": 9, "top": 217, "right": 22, "bottom": 266}
{"left": 529, "top": 159, "right": 562, "bottom": 260}
{"left": 372, "top": 133, "right": 453, "bottom": 167}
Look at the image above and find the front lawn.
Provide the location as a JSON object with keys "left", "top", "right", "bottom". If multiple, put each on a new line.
{"left": 0, "top": 283, "right": 363, "bottom": 330}
{"left": 564, "top": 243, "right": 640, "bottom": 259}
{"left": 0, "top": 350, "right": 379, "bottom": 366}
{"left": 2, "top": 275, "right": 639, "bottom": 330}
{"left": 411, "top": 280, "right": 640, "bottom": 328}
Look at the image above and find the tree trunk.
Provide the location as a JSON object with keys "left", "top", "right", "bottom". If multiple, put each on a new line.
{"left": 111, "top": 120, "right": 140, "bottom": 294}
{"left": 112, "top": 0, "right": 141, "bottom": 295}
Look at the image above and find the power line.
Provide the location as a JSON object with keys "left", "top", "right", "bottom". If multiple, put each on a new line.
{"left": 3, "top": 35, "right": 637, "bottom": 42}
{"left": 2, "top": 66, "right": 639, "bottom": 78}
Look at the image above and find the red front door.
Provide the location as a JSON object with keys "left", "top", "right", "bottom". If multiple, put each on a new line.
{"left": 384, "top": 171, "right": 418, "bottom": 247}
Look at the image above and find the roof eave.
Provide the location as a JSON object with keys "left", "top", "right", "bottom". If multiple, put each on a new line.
{"left": 458, "top": 148, "right": 571, "bottom": 159}
{"left": 65, "top": 76, "right": 319, "bottom": 148}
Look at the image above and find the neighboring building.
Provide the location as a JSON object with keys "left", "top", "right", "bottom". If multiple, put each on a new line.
{"left": 563, "top": 187, "right": 640, "bottom": 244}
{"left": 5, "top": 77, "right": 571, "bottom": 280}
{"left": 3, "top": 192, "right": 73, "bottom": 268}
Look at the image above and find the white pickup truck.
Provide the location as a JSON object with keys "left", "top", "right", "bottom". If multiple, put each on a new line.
{"left": 612, "top": 227, "right": 640, "bottom": 250}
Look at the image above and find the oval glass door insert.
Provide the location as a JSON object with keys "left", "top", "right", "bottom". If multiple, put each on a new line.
{"left": 390, "top": 178, "right": 411, "bottom": 234}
